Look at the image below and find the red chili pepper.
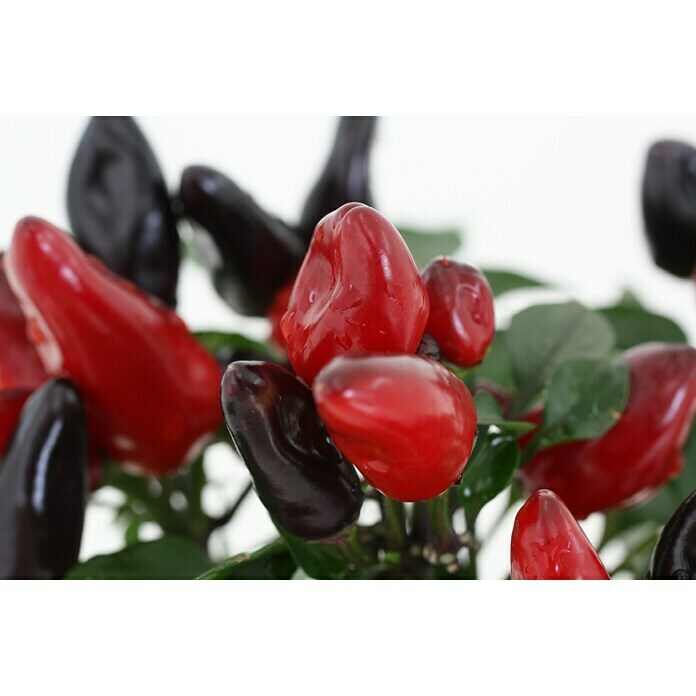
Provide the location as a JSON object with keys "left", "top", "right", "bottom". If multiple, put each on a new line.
{"left": 421, "top": 258, "right": 495, "bottom": 367}
{"left": 518, "top": 343, "right": 696, "bottom": 519}
{"left": 511, "top": 489, "right": 610, "bottom": 580}
{"left": 313, "top": 354, "right": 477, "bottom": 502}
{"left": 4, "top": 217, "right": 222, "bottom": 476}
{"left": 0, "top": 256, "right": 47, "bottom": 391}
{"left": 281, "top": 204, "right": 430, "bottom": 385}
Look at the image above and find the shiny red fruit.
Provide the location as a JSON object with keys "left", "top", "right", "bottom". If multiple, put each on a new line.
{"left": 519, "top": 343, "right": 696, "bottom": 519}
{"left": 511, "top": 489, "right": 610, "bottom": 580}
{"left": 0, "top": 256, "right": 47, "bottom": 391}
{"left": 421, "top": 258, "right": 495, "bottom": 367}
{"left": 281, "top": 204, "right": 429, "bottom": 385}
{"left": 5, "top": 217, "right": 222, "bottom": 476}
{"left": 313, "top": 354, "right": 477, "bottom": 502}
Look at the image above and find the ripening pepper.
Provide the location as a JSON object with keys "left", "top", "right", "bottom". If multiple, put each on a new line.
{"left": 0, "top": 379, "right": 87, "bottom": 579}
{"left": 67, "top": 116, "right": 180, "bottom": 306}
{"left": 179, "top": 165, "right": 305, "bottom": 316}
{"left": 642, "top": 140, "right": 696, "bottom": 278}
{"left": 519, "top": 343, "right": 696, "bottom": 519}
{"left": 420, "top": 258, "right": 495, "bottom": 367}
{"left": 648, "top": 489, "right": 696, "bottom": 579}
{"left": 5, "top": 217, "right": 222, "bottom": 476}
{"left": 0, "top": 255, "right": 47, "bottom": 391}
{"left": 314, "top": 354, "right": 477, "bottom": 502}
{"left": 221, "top": 360, "right": 363, "bottom": 541}
{"left": 511, "top": 489, "right": 610, "bottom": 580}
{"left": 297, "top": 116, "right": 377, "bottom": 244}
{"left": 281, "top": 203, "right": 430, "bottom": 385}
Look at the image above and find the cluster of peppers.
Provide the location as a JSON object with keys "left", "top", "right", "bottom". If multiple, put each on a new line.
{"left": 2, "top": 116, "right": 696, "bottom": 579}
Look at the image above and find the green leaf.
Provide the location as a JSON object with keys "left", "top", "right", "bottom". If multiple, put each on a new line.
{"left": 481, "top": 269, "right": 549, "bottom": 297}
{"left": 472, "top": 331, "right": 515, "bottom": 392}
{"left": 66, "top": 537, "right": 212, "bottom": 579}
{"left": 473, "top": 391, "right": 536, "bottom": 436}
{"left": 397, "top": 226, "right": 462, "bottom": 268}
{"left": 197, "top": 539, "right": 296, "bottom": 579}
{"left": 276, "top": 528, "right": 348, "bottom": 579}
{"left": 457, "top": 431, "right": 521, "bottom": 518}
{"left": 507, "top": 302, "right": 616, "bottom": 417}
{"left": 194, "top": 330, "right": 273, "bottom": 359}
{"left": 598, "top": 305, "right": 687, "bottom": 350}
{"left": 536, "top": 356, "right": 630, "bottom": 449}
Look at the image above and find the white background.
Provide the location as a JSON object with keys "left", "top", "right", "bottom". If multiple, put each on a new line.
{"left": 2, "top": 2, "right": 696, "bottom": 695}
{"left": 2, "top": 115, "right": 695, "bottom": 577}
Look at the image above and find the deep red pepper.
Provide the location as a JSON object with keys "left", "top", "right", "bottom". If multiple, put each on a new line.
{"left": 518, "top": 343, "right": 696, "bottom": 519}
{"left": 5, "top": 217, "right": 222, "bottom": 476}
{"left": 421, "top": 258, "right": 495, "bottom": 367}
{"left": 313, "top": 354, "right": 477, "bottom": 502}
{"left": 281, "top": 204, "right": 430, "bottom": 385}
{"left": 0, "top": 255, "right": 47, "bottom": 391}
{"left": 511, "top": 489, "right": 609, "bottom": 580}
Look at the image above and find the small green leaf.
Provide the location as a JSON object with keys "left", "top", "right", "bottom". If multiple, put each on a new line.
{"left": 197, "top": 539, "right": 296, "bottom": 579}
{"left": 194, "top": 330, "right": 273, "bottom": 359}
{"left": 472, "top": 331, "right": 515, "bottom": 392}
{"left": 536, "top": 356, "right": 630, "bottom": 449}
{"left": 616, "top": 289, "right": 644, "bottom": 309}
{"left": 598, "top": 305, "right": 687, "bottom": 350}
{"left": 457, "top": 431, "right": 521, "bottom": 518}
{"left": 397, "top": 226, "right": 462, "bottom": 268}
{"left": 481, "top": 269, "right": 549, "bottom": 297}
{"left": 507, "top": 302, "right": 616, "bottom": 417}
{"left": 473, "top": 391, "right": 535, "bottom": 436}
{"left": 66, "top": 538, "right": 211, "bottom": 579}
{"left": 276, "top": 528, "right": 348, "bottom": 579}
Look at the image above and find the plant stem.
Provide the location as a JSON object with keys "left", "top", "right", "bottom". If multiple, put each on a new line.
{"left": 207, "top": 481, "right": 254, "bottom": 535}
{"left": 380, "top": 495, "right": 406, "bottom": 550}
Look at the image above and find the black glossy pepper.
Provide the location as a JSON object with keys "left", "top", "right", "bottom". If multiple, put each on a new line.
{"left": 220, "top": 361, "right": 363, "bottom": 541}
{"left": 648, "top": 488, "right": 696, "bottom": 579}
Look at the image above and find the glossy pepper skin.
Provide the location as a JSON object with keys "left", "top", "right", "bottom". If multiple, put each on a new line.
{"left": 642, "top": 140, "right": 696, "bottom": 278}
{"left": 282, "top": 204, "right": 430, "bottom": 385}
{"left": 511, "top": 490, "right": 609, "bottom": 580}
{"left": 297, "top": 116, "right": 377, "bottom": 244}
{"left": 221, "top": 361, "right": 363, "bottom": 541}
{"left": 0, "top": 255, "right": 47, "bottom": 390}
{"left": 519, "top": 343, "right": 696, "bottom": 519}
{"left": 314, "top": 354, "right": 477, "bottom": 502}
{"left": 267, "top": 276, "right": 295, "bottom": 353}
{"left": 179, "top": 165, "right": 305, "bottom": 316}
{"left": 5, "top": 217, "right": 222, "bottom": 476}
{"left": 421, "top": 258, "right": 495, "bottom": 367}
{"left": 0, "top": 379, "right": 87, "bottom": 579}
{"left": 648, "top": 489, "right": 696, "bottom": 579}
{"left": 67, "top": 117, "right": 180, "bottom": 306}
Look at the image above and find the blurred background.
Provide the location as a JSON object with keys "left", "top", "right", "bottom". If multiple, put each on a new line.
{"left": 2, "top": 116, "right": 695, "bottom": 578}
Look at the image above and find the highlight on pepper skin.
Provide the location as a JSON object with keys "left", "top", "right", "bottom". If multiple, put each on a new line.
{"left": 1, "top": 115, "right": 696, "bottom": 580}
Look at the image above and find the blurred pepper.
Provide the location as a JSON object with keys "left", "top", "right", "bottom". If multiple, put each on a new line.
{"left": 0, "top": 389, "right": 31, "bottom": 456}
{"left": 0, "top": 379, "right": 87, "bottom": 579}
{"left": 648, "top": 489, "right": 696, "bottom": 579}
{"left": 221, "top": 360, "right": 363, "bottom": 541}
{"left": 0, "top": 255, "right": 47, "bottom": 391}
{"left": 5, "top": 217, "right": 222, "bottom": 476}
{"left": 642, "top": 140, "right": 696, "bottom": 278}
{"left": 511, "top": 490, "right": 609, "bottom": 580}
{"left": 179, "top": 165, "right": 305, "bottom": 316}
{"left": 67, "top": 116, "right": 180, "bottom": 306}
{"left": 519, "top": 343, "right": 696, "bottom": 519}
{"left": 297, "top": 116, "right": 377, "bottom": 243}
